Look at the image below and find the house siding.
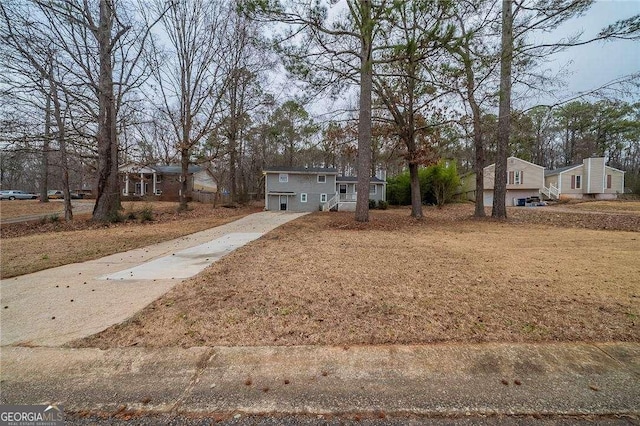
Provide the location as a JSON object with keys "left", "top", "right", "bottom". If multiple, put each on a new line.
{"left": 603, "top": 167, "right": 624, "bottom": 194}
{"left": 483, "top": 157, "right": 544, "bottom": 191}
{"left": 368, "top": 183, "right": 385, "bottom": 202}
{"left": 265, "top": 172, "right": 337, "bottom": 212}
{"left": 585, "top": 157, "right": 605, "bottom": 194}
{"left": 482, "top": 157, "right": 545, "bottom": 206}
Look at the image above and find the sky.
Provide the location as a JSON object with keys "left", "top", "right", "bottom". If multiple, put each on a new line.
{"left": 308, "top": 0, "right": 640, "bottom": 120}
{"left": 521, "top": 0, "right": 640, "bottom": 106}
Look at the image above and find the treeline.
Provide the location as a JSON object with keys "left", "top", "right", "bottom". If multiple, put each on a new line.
{"left": 1, "top": 0, "right": 638, "bottom": 222}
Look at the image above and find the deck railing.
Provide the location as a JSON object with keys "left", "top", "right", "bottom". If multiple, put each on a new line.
{"left": 323, "top": 193, "right": 339, "bottom": 211}
{"left": 339, "top": 193, "right": 357, "bottom": 202}
{"left": 540, "top": 183, "right": 559, "bottom": 200}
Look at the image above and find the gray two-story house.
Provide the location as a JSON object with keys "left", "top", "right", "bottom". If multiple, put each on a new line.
{"left": 263, "top": 166, "right": 386, "bottom": 212}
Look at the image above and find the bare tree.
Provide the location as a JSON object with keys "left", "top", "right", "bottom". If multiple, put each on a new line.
{"left": 446, "top": 0, "right": 501, "bottom": 218}
{"left": 1, "top": 3, "right": 74, "bottom": 218}
{"left": 147, "top": 0, "right": 229, "bottom": 210}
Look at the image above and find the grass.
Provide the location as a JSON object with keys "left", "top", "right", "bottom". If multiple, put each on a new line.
{"left": 0, "top": 202, "right": 260, "bottom": 278}
{"left": 0, "top": 199, "right": 74, "bottom": 219}
{"left": 558, "top": 200, "right": 640, "bottom": 214}
{"left": 73, "top": 204, "right": 640, "bottom": 348}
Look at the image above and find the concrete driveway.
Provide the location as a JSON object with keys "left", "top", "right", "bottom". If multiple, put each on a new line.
{"left": 0, "top": 211, "right": 307, "bottom": 347}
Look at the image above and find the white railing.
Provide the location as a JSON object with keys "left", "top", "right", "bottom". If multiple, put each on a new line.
{"left": 339, "top": 193, "right": 357, "bottom": 202}
{"left": 540, "top": 184, "right": 559, "bottom": 199}
{"left": 323, "top": 193, "right": 339, "bottom": 211}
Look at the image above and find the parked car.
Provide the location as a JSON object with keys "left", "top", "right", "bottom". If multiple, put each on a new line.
{"left": 47, "top": 190, "right": 64, "bottom": 199}
{"left": 0, "top": 190, "right": 38, "bottom": 200}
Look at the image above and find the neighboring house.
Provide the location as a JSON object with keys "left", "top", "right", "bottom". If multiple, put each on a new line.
{"left": 263, "top": 166, "right": 386, "bottom": 212}
{"left": 459, "top": 157, "right": 545, "bottom": 206}
{"left": 118, "top": 163, "right": 215, "bottom": 201}
{"left": 542, "top": 157, "right": 624, "bottom": 200}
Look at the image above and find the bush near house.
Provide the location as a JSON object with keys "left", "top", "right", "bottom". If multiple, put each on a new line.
{"left": 386, "top": 160, "right": 460, "bottom": 206}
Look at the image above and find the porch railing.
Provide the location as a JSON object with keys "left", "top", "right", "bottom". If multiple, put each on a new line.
{"left": 339, "top": 193, "right": 357, "bottom": 202}
{"left": 540, "top": 183, "right": 559, "bottom": 200}
{"left": 323, "top": 193, "right": 339, "bottom": 211}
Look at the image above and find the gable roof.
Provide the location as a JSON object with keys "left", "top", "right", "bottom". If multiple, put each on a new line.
{"left": 119, "top": 163, "right": 202, "bottom": 174}
{"left": 154, "top": 165, "right": 202, "bottom": 174}
{"left": 544, "top": 164, "right": 582, "bottom": 177}
{"left": 263, "top": 166, "right": 338, "bottom": 174}
{"left": 337, "top": 176, "right": 386, "bottom": 183}
{"left": 605, "top": 165, "right": 626, "bottom": 174}
{"left": 484, "top": 156, "right": 545, "bottom": 171}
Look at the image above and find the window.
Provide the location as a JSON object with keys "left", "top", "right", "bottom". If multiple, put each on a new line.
{"left": 301, "top": 193, "right": 307, "bottom": 203}
{"left": 320, "top": 193, "right": 327, "bottom": 203}
{"left": 339, "top": 184, "right": 347, "bottom": 194}
{"left": 369, "top": 184, "right": 376, "bottom": 194}
{"left": 606, "top": 174, "right": 612, "bottom": 189}
{"left": 155, "top": 189, "right": 162, "bottom": 195}
{"left": 508, "top": 171, "right": 524, "bottom": 185}
{"left": 514, "top": 171, "right": 523, "bottom": 185}
{"left": 317, "top": 175, "right": 326, "bottom": 183}
{"left": 279, "top": 173, "right": 288, "bottom": 183}
{"left": 571, "top": 174, "right": 582, "bottom": 189}
{"left": 155, "top": 174, "right": 162, "bottom": 183}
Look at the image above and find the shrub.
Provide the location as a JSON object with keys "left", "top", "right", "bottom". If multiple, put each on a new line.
{"left": 385, "top": 160, "right": 460, "bottom": 207}
{"left": 377, "top": 200, "right": 388, "bottom": 210}
{"left": 106, "top": 211, "right": 124, "bottom": 223}
{"left": 386, "top": 173, "right": 411, "bottom": 205}
{"left": 424, "top": 160, "right": 460, "bottom": 208}
{"left": 138, "top": 206, "right": 154, "bottom": 222}
{"left": 369, "top": 199, "right": 377, "bottom": 209}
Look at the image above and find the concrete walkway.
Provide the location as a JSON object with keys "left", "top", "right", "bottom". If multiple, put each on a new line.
{"left": 0, "top": 211, "right": 307, "bottom": 346}
{"left": 1, "top": 343, "right": 638, "bottom": 419}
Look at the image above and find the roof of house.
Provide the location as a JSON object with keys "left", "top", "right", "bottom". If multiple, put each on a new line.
{"left": 153, "top": 165, "right": 203, "bottom": 174}
{"left": 484, "top": 156, "right": 545, "bottom": 171}
{"left": 337, "top": 176, "right": 386, "bottom": 183}
{"left": 119, "top": 163, "right": 203, "bottom": 174}
{"left": 263, "top": 166, "right": 338, "bottom": 174}
{"left": 544, "top": 164, "right": 582, "bottom": 177}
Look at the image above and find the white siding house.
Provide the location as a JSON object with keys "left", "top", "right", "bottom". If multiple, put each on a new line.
{"left": 482, "top": 157, "right": 545, "bottom": 206}
{"left": 543, "top": 158, "right": 625, "bottom": 200}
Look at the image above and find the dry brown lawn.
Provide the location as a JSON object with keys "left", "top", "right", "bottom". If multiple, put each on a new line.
{"left": 0, "top": 199, "right": 74, "bottom": 219}
{"left": 558, "top": 200, "right": 640, "bottom": 214}
{"left": 75, "top": 204, "right": 640, "bottom": 348}
{"left": 0, "top": 203, "right": 260, "bottom": 278}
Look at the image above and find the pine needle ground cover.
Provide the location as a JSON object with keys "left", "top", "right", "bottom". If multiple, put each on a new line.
{"left": 76, "top": 203, "right": 639, "bottom": 348}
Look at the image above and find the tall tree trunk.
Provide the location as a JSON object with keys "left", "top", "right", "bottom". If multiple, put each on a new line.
{"left": 355, "top": 0, "right": 372, "bottom": 223}
{"left": 408, "top": 161, "right": 422, "bottom": 218}
{"left": 492, "top": 0, "right": 513, "bottom": 219}
{"left": 50, "top": 79, "right": 73, "bottom": 221}
{"left": 93, "top": 0, "right": 120, "bottom": 221}
{"left": 473, "top": 126, "right": 485, "bottom": 218}
{"left": 40, "top": 85, "right": 51, "bottom": 204}
{"left": 464, "top": 57, "right": 485, "bottom": 218}
{"left": 179, "top": 146, "right": 189, "bottom": 210}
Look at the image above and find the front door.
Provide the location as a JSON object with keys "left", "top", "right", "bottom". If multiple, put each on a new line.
{"left": 279, "top": 195, "right": 287, "bottom": 211}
